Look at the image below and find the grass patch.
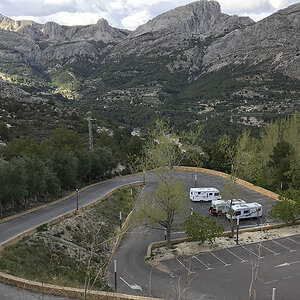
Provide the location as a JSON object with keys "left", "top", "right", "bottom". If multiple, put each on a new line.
{"left": 0, "top": 186, "right": 142, "bottom": 291}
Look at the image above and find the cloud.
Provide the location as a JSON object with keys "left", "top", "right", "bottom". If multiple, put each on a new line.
{"left": 1, "top": 0, "right": 299, "bottom": 29}
{"left": 121, "top": 9, "right": 150, "bottom": 30}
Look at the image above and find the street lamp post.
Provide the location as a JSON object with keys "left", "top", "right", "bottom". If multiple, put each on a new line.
{"left": 236, "top": 217, "right": 240, "bottom": 245}
{"left": 76, "top": 188, "right": 79, "bottom": 211}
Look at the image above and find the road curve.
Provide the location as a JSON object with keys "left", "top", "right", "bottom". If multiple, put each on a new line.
{"left": 0, "top": 170, "right": 278, "bottom": 300}
{"left": 0, "top": 173, "right": 145, "bottom": 300}
{"left": 107, "top": 170, "right": 282, "bottom": 300}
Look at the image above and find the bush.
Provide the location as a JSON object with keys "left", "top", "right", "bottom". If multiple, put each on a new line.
{"left": 184, "top": 213, "right": 224, "bottom": 243}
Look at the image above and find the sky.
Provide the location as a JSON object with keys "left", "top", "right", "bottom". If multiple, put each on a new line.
{"left": 0, "top": 0, "right": 299, "bottom": 30}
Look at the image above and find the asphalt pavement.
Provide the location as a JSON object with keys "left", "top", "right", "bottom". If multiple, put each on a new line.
{"left": 107, "top": 171, "right": 291, "bottom": 300}
{"left": 0, "top": 170, "right": 289, "bottom": 300}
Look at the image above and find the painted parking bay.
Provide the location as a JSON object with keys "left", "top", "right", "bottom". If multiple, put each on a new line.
{"left": 161, "top": 234, "right": 300, "bottom": 276}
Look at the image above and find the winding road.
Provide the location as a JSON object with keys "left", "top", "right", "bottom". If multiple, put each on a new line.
{"left": 1, "top": 170, "right": 296, "bottom": 300}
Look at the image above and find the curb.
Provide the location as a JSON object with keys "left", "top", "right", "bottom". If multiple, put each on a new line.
{"left": 0, "top": 182, "right": 165, "bottom": 300}
{"left": 146, "top": 220, "right": 300, "bottom": 259}
{"left": 0, "top": 271, "right": 161, "bottom": 300}
{"left": 174, "top": 166, "right": 279, "bottom": 200}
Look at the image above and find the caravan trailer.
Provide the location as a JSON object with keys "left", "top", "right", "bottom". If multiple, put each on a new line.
{"left": 189, "top": 188, "right": 221, "bottom": 202}
{"left": 226, "top": 202, "right": 262, "bottom": 220}
{"left": 209, "top": 199, "right": 246, "bottom": 216}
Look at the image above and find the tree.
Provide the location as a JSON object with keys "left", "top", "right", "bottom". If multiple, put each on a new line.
{"left": 268, "top": 141, "right": 294, "bottom": 190}
{"left": 1, "top": 137, "right": 48, "bottom": 161}
{"left": 222, "top": 175, "right": 241, "bottom": 238}
{"left": 136, "top": 178, "right": 189, "bottom": 248}
{"left": 270, "top": 188, "right": 300, "bottom": 225}
{"left": 48, "top": 150, "right": 78, "bottom": 189}
{"left": 135, "top": 120, "right": 201, "bottom": 248}
{"left": 47, "top": 126, "right": 84, "bottom": 152}
{"left": 210, "top": 134, "right": 235, "bottom": 174}
{"left": 75, "top": 150, "right": 92, "bottom": 183}
{"left": 91, "top": 147, "right": 116, "bottom": 180}
{"left": 184, "top": 212, "right": 223, "bottom": 243}
{"left": 24, "top": 157, "right": 48, "bottom": 201}
{"left": 0, "top": 158, "right": 27, "bottom": 210}
{"left": 234, "top": 130, "right": 262, "bottom": 183}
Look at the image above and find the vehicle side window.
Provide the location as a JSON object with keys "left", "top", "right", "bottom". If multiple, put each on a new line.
{"left": 198, "top": 192, "right": 201, "bottom": 195}
{"left": 235, "top": 211, "right": 241, "bottom": 216}
{"left": 209, "top": 193, "right": 213, "bottom": 196}
{"left": 244, "top": 210, "right": 250, "bottom": 214}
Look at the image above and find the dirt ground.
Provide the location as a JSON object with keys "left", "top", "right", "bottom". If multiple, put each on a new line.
{"left": 149, "top": 224, "right": 300, "bottom": 271}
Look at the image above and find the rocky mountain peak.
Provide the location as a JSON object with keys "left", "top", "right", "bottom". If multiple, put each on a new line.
{"left": 96, "top": 18, "right": 110, "bottom": 30}
{"left": 132, "top": 0, "right": 223, "bottom": 37}
{"left": 42, "top": 21, "right": 65, "bottom": 40}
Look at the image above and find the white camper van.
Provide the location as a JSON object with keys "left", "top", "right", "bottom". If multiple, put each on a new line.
{"left": 226, "top": 203, "right": 262, "bottom": 220}
{"left": 189, "top": 188, "right": 221, "bottom": 202}
{"left": 210, "top": 199, "right": 246, "bottom": 215}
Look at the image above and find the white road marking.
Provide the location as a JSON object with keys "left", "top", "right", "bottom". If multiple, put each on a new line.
{"left": 119, "top": 276, "right": 142, "bottom": 291}
{"left": 242, "top": 245, "right": 263, "bottom": 258}
{"left": 260, "top": 244, "right": 280, "bottom": 255}
{"left": 210, "top": 252, "right": 231, "bottom": 266}
{"left": 193, "top": 255, "right": 213, "bottom": 270}
{"left": 272, "top": 240, "right": 295, "bottom": 252}
{"left": 226, "top": 248, "right": 248, "bottom": 263}
{"left": 265, "top": 273, "right": 300, "bottom": 284}
{"left": 265, "top": 279, "right": 279, "bottom": 284}
{"left": 161, "top": 263, "right": 177, "bottom": 278}
{"left": 176, "top": 258, "right": 194, "bottom": 273}
{"left": 276, "top": 260, "right": 300, "bottom": 268}
{"left": 287, "top": 237, "right": 300, "bottom": 246}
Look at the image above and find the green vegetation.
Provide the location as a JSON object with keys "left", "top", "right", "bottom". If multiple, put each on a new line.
{"left": 0, "top": 187, "right": 140, "bottom": 291}
{"left": 184, "top": 212, "right": 224, "bottom": 243}
{"left": 134, "top": 120, "right": 201, "bottom": 248}
{"left": 270, "top": 189, "right": 300, "bottom": 225}
{"left": 179, "top": 68, "right": 245, "bottom": 100}
{"left": 0, "top": 124, "right": 144, "bottom": 218}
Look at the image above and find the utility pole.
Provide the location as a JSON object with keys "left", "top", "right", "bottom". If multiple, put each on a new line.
{"left": 87, "top": 118, "right": 94, "bottom": 152}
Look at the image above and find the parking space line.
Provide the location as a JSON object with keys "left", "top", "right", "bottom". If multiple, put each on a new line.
{"left": 176, "top": 258, "right": 194, "bottom": 273}
{"left": 242, "top": 245, "right": 263, "bottom": 258}
{"left": 226, "top": 248, "right": 248, "bottom": 263}
{"left": 260, "top": 244, "right": 280, "bottom": 255}
{"left": 287, "top": 237, "right": 300, "bottom": 246}
{"left": 210, "top": 252, "right": 231, "bottom": 266}
{"left": 265, "top": 279, "right": 279, "bottom": 285}
{"left": 193, "top": 255, "right": 213, "bottom": 270}
{"left": 272, "top": 240, "right": 296, "bottom": 252}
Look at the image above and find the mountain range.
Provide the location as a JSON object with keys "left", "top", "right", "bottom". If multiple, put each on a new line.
{"left": 0, "top": 0, "right": 299, "bottom": 136}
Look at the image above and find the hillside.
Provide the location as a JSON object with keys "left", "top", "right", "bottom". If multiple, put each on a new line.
{"left": 0, "top": 0, "right": 299, "bottom": 140}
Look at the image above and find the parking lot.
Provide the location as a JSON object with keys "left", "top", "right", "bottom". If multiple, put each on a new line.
{"left": 175, "top": 171, "right": 278, "bottom": 232}
{"left": 162, "top": 234, "right": 300, "bottom": 275}
{"left": 160, "top": 234, "right": 300, "bottom": 299}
